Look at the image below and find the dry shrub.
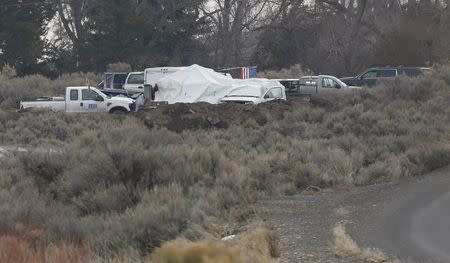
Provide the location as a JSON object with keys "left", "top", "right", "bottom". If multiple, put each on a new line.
{"left": 0, "top": 235, "right": 91, "bottom": 263}
{"left": 332, "top": 222, "right": 400, "bottom": 263}
{"left": 403, "top": 144, "right": 450, "bottom": 176}
{"left": 151, "top": 239, "right": 241, "bottom": 263}
{"left": 0, "top": 73, "right": 100, "bottom": 109}
{"left": 233, "top": 228, "right": 281, "bottom": 263}
{"left": 107, "top": 62, "right": 132, "bottom": 72}
{"left": 46, "top": 243, "right": 92, "bottom": 263}
{"left": 257, "top": 64, "right": 312, "bottom": 79}
{"left": 1, "top": 64, "right": 17, "bottom": 79}
{"left": 0, "top": 235, "right": 37, "bottom": 263}
{"left": 151, "top": 228, "right": 280, "bottom": 263}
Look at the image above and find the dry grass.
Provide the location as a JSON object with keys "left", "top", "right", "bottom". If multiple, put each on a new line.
{"left": 332, "top": 221, "right": 401, "bottom": 263}
{"left": 151, "top": 240, "right": 241, "bottom": 263}
{"left": 232, "top": 228, "right": 281, "bottom": 263}
{"left": 0, "top": 235, "right": 91, "bottom": 263}
{"left": 151, "top": 227, "right": 281, "bottom": 263}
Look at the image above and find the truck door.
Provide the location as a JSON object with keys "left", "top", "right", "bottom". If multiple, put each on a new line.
{"left": 318, "top": 77, "right": 342, "bottom": 93}
{"left": 80, "top": 89, "right": 107, "bottom": 112}
{"left": 67, "top": 88, "right": 82, "bottom": 112}
{"left": 299, "top": 78, "right": 318, "bottom": 98}
{"left": 281, "top": 80, "right": 301, "bottom": 98}
{"left": 359, "top": 70, "right": 377, "bottom": 86}
{"left": 263, "top": 87, "right": 284, "bottom": 102}
{"left": 124, "top": 72, "right": 144, "bottom": 92}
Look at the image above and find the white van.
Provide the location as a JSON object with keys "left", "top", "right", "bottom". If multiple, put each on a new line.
{"left": 123, "top": 72, "right": 144, "bottom": 92}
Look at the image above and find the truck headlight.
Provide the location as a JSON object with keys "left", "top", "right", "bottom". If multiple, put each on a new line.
{"left": 129, "top": 102, "right": 136, "bottom": 111}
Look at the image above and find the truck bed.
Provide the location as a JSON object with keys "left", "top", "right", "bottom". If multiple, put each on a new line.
{"left": 20, "top": 98, "right": 66, "bottom": 112}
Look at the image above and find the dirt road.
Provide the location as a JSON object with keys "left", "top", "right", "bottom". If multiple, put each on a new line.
{"left": 258, "top": 167, "right": 450, "bottom": 262}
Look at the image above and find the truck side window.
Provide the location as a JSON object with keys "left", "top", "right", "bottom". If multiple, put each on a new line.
{"left": 377, "top": 70, "right": 396, "bottom": 77}
{"left": 113, "top": 74, "right": 128, "bottom": 84}
{"left": 361, "top": 71, "right": 377, "bottom": 79}
{"left": 127, "top": 73, "right": 144, "bottom": 84}
{"left": 82, "top": 89, "right": 98, "bottom": 101}
{"left": 399, "top": 68, "right": 421, "bottom": 77}
{"left": 281, "top": 81, "right": 299, "bottom": 94}
{"left": 265, "top": 88, "right": 282, "bottom": 99}
{"left": 70, "top": 90, "right": 79, "bottom": 101}
{"left": 322, "top": 78, "right": 335, "bottom": 88}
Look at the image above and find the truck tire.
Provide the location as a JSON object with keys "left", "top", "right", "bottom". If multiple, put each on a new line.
{"left": 110, "top": 108, "right": 128, "bottom": 114}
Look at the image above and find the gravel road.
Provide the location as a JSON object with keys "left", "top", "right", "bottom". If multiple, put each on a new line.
{"left": 257, "top": 167, "right": 450, "bottom": 262}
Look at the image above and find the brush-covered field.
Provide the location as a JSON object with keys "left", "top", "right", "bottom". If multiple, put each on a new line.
{"left": 0, "top": 65, "right": 449, "bottom": 262}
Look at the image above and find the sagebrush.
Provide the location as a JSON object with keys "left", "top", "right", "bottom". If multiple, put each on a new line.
{"left": 0, "top": 64, "right": 449, "bottom": 261}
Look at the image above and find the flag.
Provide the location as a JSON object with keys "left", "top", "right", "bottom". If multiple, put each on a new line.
{"left": 241, "top": 67, "right": 250, "bottom": 79}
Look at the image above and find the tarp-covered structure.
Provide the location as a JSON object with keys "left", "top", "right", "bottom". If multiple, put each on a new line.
{"left": 154, "top": 64, "right": 284, "bottom": 104}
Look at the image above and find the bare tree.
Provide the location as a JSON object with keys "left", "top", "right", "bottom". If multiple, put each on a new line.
{"left": 55, "top": 0, "right": 95, "bottom": 70}
{"left": 202, "top": 0, "right": 270, "bottom": 67}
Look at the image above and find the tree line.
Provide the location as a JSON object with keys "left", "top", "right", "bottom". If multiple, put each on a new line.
{"left": 0, "top": 0, "right": 449, "bottom": 77}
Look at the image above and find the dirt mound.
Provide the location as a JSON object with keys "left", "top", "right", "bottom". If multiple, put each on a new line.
{"left": 136, "top": 99, "right": 307, "bottom": 133}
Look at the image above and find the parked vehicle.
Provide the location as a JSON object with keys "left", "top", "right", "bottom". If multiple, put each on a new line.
{"left": 97, "top": 72, "right": 129, "bottom": 89}
{"left": 20, "top": 86, "right": 137, "bottom": 113}
{"left": 220, "top": 80, "right": 286, "bottom": 105}
{"left": 123, "top": 72, "right": 144, "bottom": 92}
{"left": 340, "top": 66, "right": 430, "bottom": 87}
{"left": 280, "top": 75, "right": 355, "bottom": 99}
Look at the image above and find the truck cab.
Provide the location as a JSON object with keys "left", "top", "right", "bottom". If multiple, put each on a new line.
{"left": 282, "top": 75, "right": 354, "bottom": 99}
{"left": 123, "top": 72, "right": 144, "bottom": 92}
{"left": 66, "top": 87, "right": 135, "bottom": 113}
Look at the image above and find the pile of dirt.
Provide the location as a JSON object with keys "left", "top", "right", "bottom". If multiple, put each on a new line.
{"left": 136, "top": 99, "right": 308, "bottom": 133}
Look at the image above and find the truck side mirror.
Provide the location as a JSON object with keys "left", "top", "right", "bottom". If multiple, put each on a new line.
{"left": 334, "top": 84, "right": 341, "bottom": 89}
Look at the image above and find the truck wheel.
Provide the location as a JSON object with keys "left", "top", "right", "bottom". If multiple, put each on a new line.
{"left": 110, "top": 108, "right": 128, "bottom": 115}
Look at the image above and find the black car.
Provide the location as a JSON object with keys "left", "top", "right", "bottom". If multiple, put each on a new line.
{"left": 340, "top": 67, "right": 430, "bottom": 87}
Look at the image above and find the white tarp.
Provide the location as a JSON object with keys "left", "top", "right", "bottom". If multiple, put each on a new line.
{"left": 155, "top": 64, "right": 284, "bottom": 104}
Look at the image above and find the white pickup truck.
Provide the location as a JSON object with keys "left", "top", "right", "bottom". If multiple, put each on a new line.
{"left": 20, "top": 86, "right": 137, "bottom": 113}
{"left": 123, "top": 72, "right": 144, "bottom": 92}
{"left": 220, "top": 80, "right": 287, "bottom": 105}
